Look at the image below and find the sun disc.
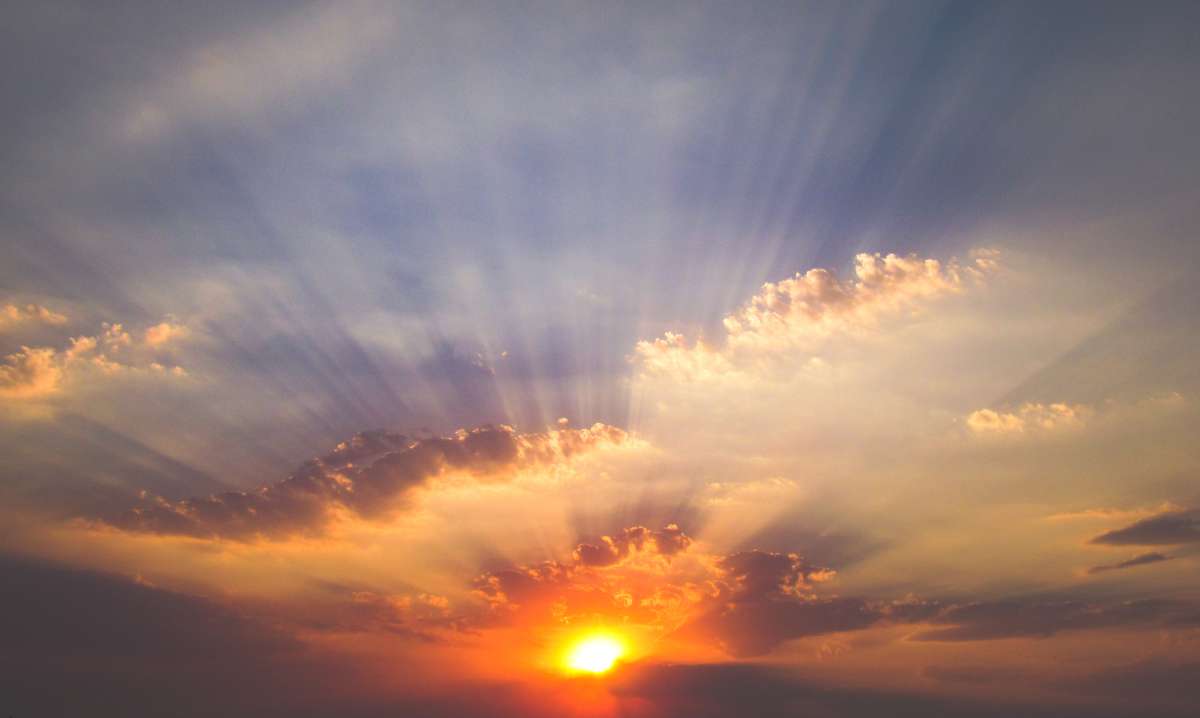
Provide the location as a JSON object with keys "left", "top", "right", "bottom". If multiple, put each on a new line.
{"left": 564, "top": 634, "right": 624, "bottom": 674}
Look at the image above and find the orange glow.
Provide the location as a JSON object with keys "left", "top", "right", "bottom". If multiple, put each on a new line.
{"left": 563, "top": 633, "right": 626, "bottom": 674}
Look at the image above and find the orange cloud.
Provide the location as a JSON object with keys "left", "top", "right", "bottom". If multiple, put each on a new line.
{"left": 0, "top": 346, "right": 63, "bottom": 399}
{"left": 471, "top": 524, "right": 863, "bottom": 657}
{"left": 965, "top": 402, "right": 1090, "bottom": 435}
{"left": 0, "top": 302, "right": 67, "bottom": 330}
{"left": 965, "top": 393, "right": 1186, "bottom": 437}
{"left": 144, "top": 321, "right": 189, "bottom": 347}
{"left": 0, "top": 317, "right": 189, "bottom": 402}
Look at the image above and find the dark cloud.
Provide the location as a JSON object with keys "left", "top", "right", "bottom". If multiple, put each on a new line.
{"left": 684, "top": 595, "right": 880, "bottom": 658}
{"left": 319, "top": 429, "right": 409, "bottom": 467}
{"left": 1051, "top": 658, "right": 1200, "bottom": 707}
{"left": 677, "top": 549, "right": 881, "bottom": 657}
{"left": 573, "top": 524, "right": 692, "bottom": 567}
{"left": 609, "top": 662, "right": 1171, "bottom": 718}
{"left": 1090, "top": 509, "right": 1200, "bottom": 546}
{"left": 1088, "top": 552, "right": 1173, "bottom": 574}
{"left": 923, "top": 664, "right": 1029, "bottom": 686}
{"left": 0, "top": 554, "right": 363, "bottom": 718}
{"left": 272, "top": 586, "right": 462, "bottom": 641}
{"left": 0, "top": 554, "right": 575, "bottom": 718}
{"left": 109, "top": 423, "right": 626, "bottom": 540}
{"left": 5, "top": 555, "right": 1190, "bottom": 718}
{"left": 719, "top": 549, "right": 830, "bottom": 596}
{"left": 912, "top": 599, "right": 1200, "bottom": 641}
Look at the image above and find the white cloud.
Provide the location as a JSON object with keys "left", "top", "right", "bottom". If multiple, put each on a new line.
{"left": 634, "top": 251, "right": 997, "bottom": 381}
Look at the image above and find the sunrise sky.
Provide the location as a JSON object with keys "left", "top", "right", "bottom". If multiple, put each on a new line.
{"left": 3, "top": 2, "right": 1200, "bottom": 716}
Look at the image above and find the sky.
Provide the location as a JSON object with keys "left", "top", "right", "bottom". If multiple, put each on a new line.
{"left": 2, "top": 1, "right": 1200, "bottom": 716}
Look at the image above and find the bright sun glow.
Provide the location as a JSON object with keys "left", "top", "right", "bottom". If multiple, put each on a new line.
{"left": 564, "top": 634, "right": 625, "bottom": 674}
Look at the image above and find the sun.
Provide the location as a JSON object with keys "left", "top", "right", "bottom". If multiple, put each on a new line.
{"left": 564, "top": 634, "right": 625, "bottom": 674}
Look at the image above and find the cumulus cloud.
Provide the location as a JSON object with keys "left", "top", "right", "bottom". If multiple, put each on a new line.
{"left": 0, "top": 346, "right": 63, "bottom": 399}
{"left": 1087, "top": 552, "right": 1173, "bottom": 575}
{"left": 966, "top": 394, "right": 1187, "bottom": 438}
{"left": 573, "top": 524, "right": 693, "bottom": 567}
{"left": 143, "top": 321, "right": 189, "bottom": 347}
{"left": 0, "top": 302, "right": 67, "bottom": 330}
{"left": 110, "top": 423, "right": 628, "bottom": 540}
{"left": 634, "top": 251, "right": 996, "bottom": 380}
{"left": 0, "top": 318, "right": 189, "bottom": 401}
{"left": 473, "top": 524, "right": 701, "bottom": 621}
{"left": 1090, "top": 509, "right": 1200, "bottom": 546}
{"left": 966, "top": 402, "right": 1090, "bottom": 435}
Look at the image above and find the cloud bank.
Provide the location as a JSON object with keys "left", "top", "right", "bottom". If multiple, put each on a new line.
{"left": 1091, "top": 509, "right": 1200, "bottom": 546}
{"left": 110, "top": 423, "right": 628, "bottom": 540}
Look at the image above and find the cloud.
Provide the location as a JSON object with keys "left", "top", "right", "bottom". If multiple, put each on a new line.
{"left": 911, "top": 599, "right": 1200, "bottom": 641}
{"left": 0, "top": 346, "right": 63, "bottom": 399}
{"left": 609, "top": 662, "right": 1144, "bottom": 718}
{"left": 966, "top": 402, "right": 1090, "bottom": 435}
{"left": 634, "top": 251, "right": 996, "bottom": 380}
{"left": 1051, "top": 659, "right": 1200, "bottom": 707}
{"left": 143, "top": 321, "right": 189, "bottom": 347}
{"left": 110, "top": 423, "right": 628, "bottom": 540}
{"left": 471, "top": 527, "right": 1196, "bottom": 656}
{"left": 0, "top": 318, "right": 189, "bottom": 401}
{"left": 0, "top": 555, "right": 327, "bottom": 718}
{"left": 573, "top": 524, "right": 692, "bottom": 567}
{"left": 276, "top": 582, "right": 461, "bottom": 641}
{"left": 1087, "top": 552, "right": 1173, "bottom": 575}
{"left": 1090, "top": 509, "right": 1200, "bottom": 546}
{"left": 684, "top": 594, "right": 879, "bottom": 658}
{"left": 119, "top": 0, "right": 399, "bottom": 141}
{"left": 472, "top": 524, "right": 701, "bottom": 621}
{"left": 474, "top": 525, "right": 879, "bottom": 657}
{"left": 923, "top": 664, "right": 1029, "bottom": 686}
{"left": 0, "top": 302, "right": 67, "bottom": 330}
{"left": 965, "top": 394, "right": 1187, "bottom": 437}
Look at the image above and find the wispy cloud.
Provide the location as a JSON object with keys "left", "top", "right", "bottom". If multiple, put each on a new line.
{"left": 1087, "top": 552, "right": 1173, "bottom": 575}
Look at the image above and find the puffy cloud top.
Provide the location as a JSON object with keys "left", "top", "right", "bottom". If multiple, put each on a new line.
{"left": 634, "top": 251, "right": 995, "bottom": 380}
{"left": 0, "top": 303, "right": 67, "bottom": 330}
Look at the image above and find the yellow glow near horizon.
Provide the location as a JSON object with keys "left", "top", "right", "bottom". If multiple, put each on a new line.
{"left": 564, "top": 634, "right": 625, "bottom": 674}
